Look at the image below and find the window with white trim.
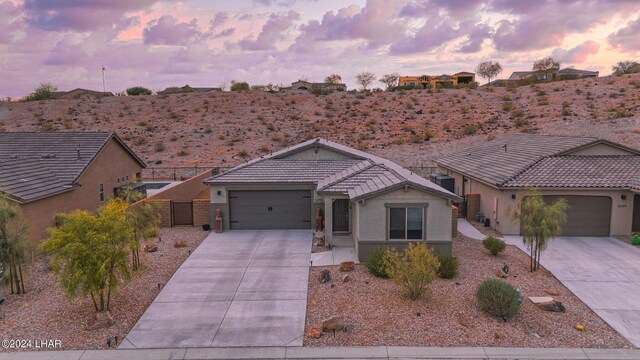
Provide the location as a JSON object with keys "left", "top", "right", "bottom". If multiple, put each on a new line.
{"left": 389, "top": 207, "right": 423, "bottom": 240}
{"left": 99, "top": 183, "right": 105, "bottom": 202}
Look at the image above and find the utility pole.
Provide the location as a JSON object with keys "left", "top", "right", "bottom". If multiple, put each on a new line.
{"left": 102, "top": 66, "right": 106, "bottom": 93}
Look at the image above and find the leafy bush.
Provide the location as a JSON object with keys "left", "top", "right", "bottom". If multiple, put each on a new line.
{"left": 365, "top": 248, "right": 390, "bottom": 278}
{"left": 483, "top": 236, "right": 506, "bottom": 256}
{"left": 126, "top": 86, "right": 152, "bottom": 96}
{"left": 437, "top": 254, "right": 459, "bottom": 279}
{"left": 144, "top": 227, "right": 160, "bottom": 239}
{"left": 230, "top": 81, "right": 250, "bottom": 91}
{"left": 25, "top": 83, "right": 57, "bottom": 101}
{"left": 384, "top": 242, "right": 440, "bottom": 300}
{"left": 463, "top": 124, "right": 477, "bottom": 135}
{"left": 476, "top": 279, "right": 522, "bottom": 319}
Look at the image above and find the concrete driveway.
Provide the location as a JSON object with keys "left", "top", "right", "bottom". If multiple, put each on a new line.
{"left": 503, "top": 235, "right": 640, "bottom": 347}
{"left": 122, "top": 229, "right": 312, "bottom": 348}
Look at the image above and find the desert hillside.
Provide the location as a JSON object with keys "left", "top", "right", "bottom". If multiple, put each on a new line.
{"left": 0, "top": 74, "right": 639, "bottom": 170}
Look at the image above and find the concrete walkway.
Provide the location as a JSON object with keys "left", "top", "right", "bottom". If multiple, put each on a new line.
{"left": 504, "top": 235, "right": 640, "bottom": 348}
{"left": 457, "top": 218, "right": 487, "bottom": 240}
{"left": 122, "top": 230, "right": 312, "bottom": 348}
{"left": 3, "top": 346, "right": 639, "bottom": 360}
{"left": 310, "top": 235, "right": 359, "bottom": 266}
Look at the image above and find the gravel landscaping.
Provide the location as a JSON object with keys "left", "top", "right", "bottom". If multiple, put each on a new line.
{"left": 0, "top": 228, "right": 208, "bottom": 352}
{"left": 305, "top": 234, "right": 632, "bottom": 348}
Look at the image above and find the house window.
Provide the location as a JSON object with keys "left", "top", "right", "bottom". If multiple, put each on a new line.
{"left": 389, "top": 207, "right": 423, "bottom": 240}
{"left": 99, "top": 183, "right": 105, "bottom": 202}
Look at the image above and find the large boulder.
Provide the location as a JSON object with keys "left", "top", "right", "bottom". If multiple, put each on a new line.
{"left": 340, "top": 261, "right": 355, "bottom": 272}
{"left": 86, "top": 311, "right": 114, "bottom": 331}
{"left": 319, "top": 269, "right": 332, "bottom": 283}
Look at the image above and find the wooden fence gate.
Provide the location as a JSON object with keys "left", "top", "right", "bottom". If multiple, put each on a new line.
{"left": 171, "top": 201, "right": 193, "bottom": 226}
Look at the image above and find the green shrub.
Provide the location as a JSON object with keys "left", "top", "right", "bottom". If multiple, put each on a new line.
{"left": 632, "top": 235, "right": 640, "bottom": 246}
{"left": 384, "top": 242, "right": 440, "bottom": 300}
{"left": 365, "top": 248, "right": 390, "bottom": 278}
{"left": 126, "top": 86, "right": 152, "bottom": 96}
{"left": 436, "top": 254, "right": 459, "bottom": 279}
{"left": 230, "top": 81, "right": 250, "bottom": 91}
{"left": 483, "top": 236, "right": 506, "bottom": 256}
{"left": 476, "top": 278, "right": 522, "bottom": 319}
{"left": 144, "top": 227, "right": 160, "bottom": 239}
{"left": 25, "top": 83, "right": 58, "bottom": 101}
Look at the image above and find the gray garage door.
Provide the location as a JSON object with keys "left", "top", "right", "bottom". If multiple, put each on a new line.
{"left": 542, "top": 195, "right": 611, "bottom": 237}
{"left": 229, "top": 190, "right": 312, "bottom": 230}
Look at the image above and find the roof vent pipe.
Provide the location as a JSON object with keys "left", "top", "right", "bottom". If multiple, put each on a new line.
{"left": 502, "top": 144, "right": 507, "bottom": 152}
{"left": 77, "top": 145, "right": 81, "bottom": 160}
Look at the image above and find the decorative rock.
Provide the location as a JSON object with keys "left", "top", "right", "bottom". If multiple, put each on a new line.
{"left": 528, "top": 296, "right": 554, "bottom": 304}
{"left": 341, "top": 275, "right": 352, "bottom": 283}
{"left": 86, "top": 311, "right": 114, "bottom": 331}
{"left": 322, "top": 317, "right": 353, "bottom": 333}
{"left": 538, "top": 301, "right": 566, "bottom": 313}
{"left": 144, "top": 242, "right": 158, "bottom": 252}
{"left": 576, "top": 324, "right": 585, "bottom": 331}
{"left": 544, "top": 288, "right": 560, "bottom": 296}
{"left": 307, "top": 327, "right": 322, "bottom": 339}
{"left": 319, "top": 269, "right": 332, "bottom": 284}
{"left": 322, "top": 317, "right": 344, "bottom": 332}
{"left": 340, "top": 261, "right": 355, "bottom": 272}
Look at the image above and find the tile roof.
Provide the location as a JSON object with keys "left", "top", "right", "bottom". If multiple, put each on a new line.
{"left": 0, "top": 132, "right": 145, "bottom": 203}
{"left": 503, "top": 156, "right": 640, "bottom": 189}
{"left": 208, "top": 159, "right": 366, "bottom": 183}
{"left": 206, "top": 138, "right": 460, "bottom": 201}
{"left": 434, "top": 134, "right": 598, "bottom": 187}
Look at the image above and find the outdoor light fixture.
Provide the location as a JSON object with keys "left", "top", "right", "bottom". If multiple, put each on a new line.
{"left": 621, "top": 194, "right": 627, "bottom": 200}
{"left": 511, "top": 194, "right": 516, "bottom": 200}
{"left": 217, "top": 190, "right": 221, "bottom": 196}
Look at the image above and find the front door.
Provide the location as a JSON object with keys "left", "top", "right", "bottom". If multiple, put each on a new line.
{"left": 332, "top": 199, "right": 349, "bottom": 232}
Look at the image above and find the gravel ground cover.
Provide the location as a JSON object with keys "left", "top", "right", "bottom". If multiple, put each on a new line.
{"left": 305, "top": 234, "right": 632, "bottom": 348}
{"left": 0, "top": 228, "right": 208, "bottom": 352}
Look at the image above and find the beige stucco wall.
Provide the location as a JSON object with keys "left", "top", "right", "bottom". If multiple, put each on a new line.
{"left": 356, "top": 187, "right": 452, "bottom": 242}
{"left": 440, "top": 167, "right": 635, "bottom": 236}
{"left": 20, "top": 139, "right": 143, "bottom": 251}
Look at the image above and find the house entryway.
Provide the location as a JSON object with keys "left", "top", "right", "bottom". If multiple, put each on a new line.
{"left": 332, "top": 199, "right": 349, "bottom": 232}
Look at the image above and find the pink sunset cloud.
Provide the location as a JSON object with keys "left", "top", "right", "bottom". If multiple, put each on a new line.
{"left": 1, "top": 0, "right": 639, "bottom": 98}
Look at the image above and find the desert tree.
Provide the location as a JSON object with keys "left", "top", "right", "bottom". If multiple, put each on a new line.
{"left": 117, "top": 187, "right": 159, "bottom": 270}
{"left": 532, "top": 56, "right": 560, "bottom": 81}
{"left": 325, "top": 74, "right": 343, "bottom": 84}
{"left": 0, "top": 197, "right": 28, "bottom": 294}
{"left": 355, "top": 72, "right": 376, "bottom": 91}
{"left": 475, "top": 61, "right": 503, "bottom": 86}
{"left": 25, "top": 83, "right": 57, "bottom": 101}
{"left": 230, "top": 80, "right": 250, "bottom": 91}
{"left": 379, "top": 73, "right": 400, "bottom": 90}
{"left": 512, "top": 190, "right": 567, "bottom": 272}
{"left": 612, "top": 60, "right": 640, "bottom": 76}
{"left": 42, "top": 198, "right": 134, "bottom": 312}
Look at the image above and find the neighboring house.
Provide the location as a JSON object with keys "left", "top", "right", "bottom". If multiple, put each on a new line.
{"left": 558, "top": 68, "right": 599, "bottom": 79}
{"left": 205, "top": 138, "right": 460, "bottom": 260}
{"left": 434, "top": 134, "right": 640, "bottom": 237}
{"left": 157, "top": 85, "right": 222, "bottom": 95}
{"left": 398, "top": 72, "right": 475, "bottom": 88}
{"left": 0, "top": 132, "right": 145, "bottom": 249}
{"left": 291, "top": 80, "right": 347, "bottom": 92}
{"left": 508, "top": 68, "right": 598, "bottom": 81}
{"left": 55, "top": 88, "right": 114, "bottom": 99}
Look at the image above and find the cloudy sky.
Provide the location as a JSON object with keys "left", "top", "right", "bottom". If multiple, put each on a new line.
{"left": 1, "top": 0, "right": 639, "bottom": 98}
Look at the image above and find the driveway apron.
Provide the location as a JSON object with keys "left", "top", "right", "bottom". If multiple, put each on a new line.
{"left": 122, "top": 229, "right": 312, "bottom": 348}
{"left": 504, "top": 235, "right": 640, "bottom": 347}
